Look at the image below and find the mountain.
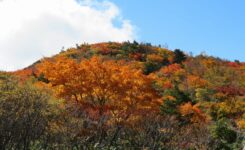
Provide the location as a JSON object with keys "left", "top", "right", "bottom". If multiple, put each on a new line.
{"left": 2, "top": 41, "right": 244, "bottom": 149}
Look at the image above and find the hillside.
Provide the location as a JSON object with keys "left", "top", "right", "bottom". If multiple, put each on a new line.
{"left": 1, "top": 41, "right": 245, "bottom": 149}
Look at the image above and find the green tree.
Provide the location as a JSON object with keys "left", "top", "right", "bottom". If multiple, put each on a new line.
{"left": 210, "top": 119, "right": 241, "bottom": 150}
{"left": 173, "top": 49, "right": 187, "bottom": 64}
{"left": 160, "top": 86, "right": 191, "bottom": 116}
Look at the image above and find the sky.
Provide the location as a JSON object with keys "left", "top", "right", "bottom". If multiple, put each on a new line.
{"left": 108, "top": 0, "right": 245, "bottom": 61}
{"left": 0, "top": 0, "right": 244, "bottom": 71}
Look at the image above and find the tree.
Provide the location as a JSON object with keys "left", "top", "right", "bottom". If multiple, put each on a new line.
{"left": 38, "top": 56, "right": 161, "bottom": 146}
{"left": 143, "top": 54, "right": 165, "bottom": 74}
{"left": 173, "top": 49, "right": 187, "bottom": 64}
{"left": 160, "top": 86, "right": 191, "bottom": 116}
{"left": 179, "top": 102, "right": 207, "bottom": 123}
{"left": 210, "top": 119, "right": 241, "bottom": 150}
{"left": 0, "top": 72, "right": 57, "bottom": 149}
{"left": 159, "top": 63, "right": 186, "bottom": 85}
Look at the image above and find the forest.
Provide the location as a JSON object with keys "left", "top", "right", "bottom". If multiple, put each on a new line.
{"left": 0, "top": 41, "right": 244, "bottom": 149}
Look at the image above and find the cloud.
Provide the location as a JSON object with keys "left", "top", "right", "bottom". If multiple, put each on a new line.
{"left": 0, "top": 0, "right": 135, "bottom": 71}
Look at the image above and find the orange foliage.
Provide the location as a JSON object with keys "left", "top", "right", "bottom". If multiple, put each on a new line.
{"left": 161, "top": 64, "right": 184, "bottom": 76}
{"left": 202, "top": 58, "right": 217, "bottom": 68}
{"left": 129, "top": 52, "right": 143, "bottom": 61}
{"left": 160, "top": 64, "right": 185, "bottom": 83}
{"left": 38, "top": 56, "right": 161, "bottom": 125}
{"left": 91, "top": 42, "right": 120, "bottom": 55}
{"left": 92, "top": 43, "right": 110, "bottom": 54}
{"left": 187, "top": 75, "right": 207, "bottom": 89}
{"left": 179, "top": 102, "right": 207, "bottom": 123}
{"left": 13, "top": 68, "right": 35, "bottom": 82}
{"left": 147, "top": 54, "right": 163, "bottom": 63}
{"left": 162, "top": 80, "right": 173, "bottom": 89}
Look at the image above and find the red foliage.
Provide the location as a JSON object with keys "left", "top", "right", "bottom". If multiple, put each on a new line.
{"left": 227, "top": 62, "right": 240, "bottom": 68}
{"left": 216, "top": 85, "right": 245, "bottom": 97}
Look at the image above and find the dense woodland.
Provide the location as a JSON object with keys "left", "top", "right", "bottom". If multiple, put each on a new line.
{"left": 0, "top": 41, "right": 244, "bottom": 149}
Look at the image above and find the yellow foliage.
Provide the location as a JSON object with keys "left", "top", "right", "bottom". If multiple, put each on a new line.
{"left": 237, "top": 119, "right": 245, "bottom": 129}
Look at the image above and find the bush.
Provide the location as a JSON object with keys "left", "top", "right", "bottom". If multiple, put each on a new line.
{"left": 0, "top": 73, "right": 58, "bottom": 149}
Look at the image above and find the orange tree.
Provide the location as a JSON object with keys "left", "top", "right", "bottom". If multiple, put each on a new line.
{"left": 37, "top": 56, "right": 161, "bottom": 145}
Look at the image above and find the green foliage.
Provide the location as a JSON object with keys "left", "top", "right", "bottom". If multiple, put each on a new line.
{"left": 0, "top": 73, "right": 58, "bottom": 149}
{"left": 212, "top": 120, "right": 237, "bottom": 143}
{"left": 143, "top": 61, "right": 162, "bottom": 74}
{"left": 121, "top": 41, "right": 139, "bottom": 55}
{"left": 195, "top": 88, "right": 210, "bottom": 101}
{"left": 37, "top": 73, "right": 49, "bottom": 83}
{"left": 210, "top": 119, "right": 241, "bottom": 150}
{"left": 173, "top": 49, "right": 187, "bottom": 64}
{"left": 160, "top": 86, "right": 191, "bottom": 116}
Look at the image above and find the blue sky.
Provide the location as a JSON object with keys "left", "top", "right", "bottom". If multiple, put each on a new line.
{"left": 109, "top": 0, "right": 245, "bottom": 61}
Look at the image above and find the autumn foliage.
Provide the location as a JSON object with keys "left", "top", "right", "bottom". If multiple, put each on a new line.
{"left": 38, "top": 56, "right": 160, "bottom": 124}
{"left": 4, "top": 41, "right": 245, "bottom": 149}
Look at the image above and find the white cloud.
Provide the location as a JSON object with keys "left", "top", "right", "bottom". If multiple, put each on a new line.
{"left": 0, "top": 0, "right": 135, "bottom": 71}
